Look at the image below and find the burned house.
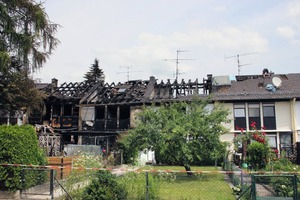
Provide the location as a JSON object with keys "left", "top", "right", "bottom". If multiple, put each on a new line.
{"left": 31, "top": 78, "right": 96, "bottom": 155}
{"left": 29, "top": 76, "right": 211, "bottom": 155}
{"left": 69, "top": 76, "right": 211, "bottom": 152}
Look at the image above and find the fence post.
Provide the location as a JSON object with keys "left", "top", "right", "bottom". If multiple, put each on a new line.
{"left": 240, "top": 168, "right": 243, "bottom": 186}
{"left": 293, "top": 175, "right": 298, "bottom": 199}
{"left": 251, "top": 175, "right": 256, "bottom": 200}
{"left": 50, "top": 169, "right": 54, "bottom": 200}
{"left": 146, "top": 172, "right": 149, "bottom": 200}
{"left": 21, "top": 168, "right": 24, "bottom": 197}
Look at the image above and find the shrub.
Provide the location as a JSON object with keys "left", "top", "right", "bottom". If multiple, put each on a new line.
{"left": 246, "top": 141, "right": 269, "bottom": 170}
{"left": 82, "top": 170, "right": 127, "bottom": 200}
{"left": 0, "top": 125, "right": 47, "bottom": 191}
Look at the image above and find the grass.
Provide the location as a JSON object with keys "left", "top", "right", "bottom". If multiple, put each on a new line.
{"left": 130, "top": 165, "right": 236, "bottom": 200}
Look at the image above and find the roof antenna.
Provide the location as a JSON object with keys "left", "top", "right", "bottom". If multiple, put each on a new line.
{"left": 224, "top": 52, "right": 258, "bottom": 75}
{"left": 116, "top": 66, "right": 141, "bottom": 81}
{"left": 164, "top": 49, "right": 195, "bottom": 81}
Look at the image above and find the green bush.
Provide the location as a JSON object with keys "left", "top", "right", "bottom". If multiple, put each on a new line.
{"left": 246, "top": 141, "right": 269, "bottom": 170}
{"left": 0, "top": 125, "right": 47, "bottom": 191}
{"left": 82, "top": 170, "right": 127, "bottom": 200}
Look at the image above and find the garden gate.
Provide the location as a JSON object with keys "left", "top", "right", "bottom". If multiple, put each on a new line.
{"left": 20, "top": 168, "right": 54, "bottom": 199}
{"left": 238, "top": 174, "right": 298, "bottom": 200}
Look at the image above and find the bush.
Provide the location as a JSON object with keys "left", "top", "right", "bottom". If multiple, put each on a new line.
{"left": 0, "top": 125, "right": 47, "bottom": 191}
{"left": 82, "top": 170, "right": 127, "bottom": 200}
{"left": 246, "top": 141, "right": 269, "bottom": 170}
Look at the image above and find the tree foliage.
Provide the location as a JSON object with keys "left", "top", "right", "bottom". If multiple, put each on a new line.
{"left": 0, "top": 0, "right": 59, "bottom": 72}
{"left": 120, "top": 98, "right": 230, "bottom": 170}
{"left": 0, "top": 125, "right": 47, "bottom": 191}
{"left": 84, "top": 58, "right": 105, "bottom": 83}
{"left": 0, "top": 0, "right": 58, "bottom": 116}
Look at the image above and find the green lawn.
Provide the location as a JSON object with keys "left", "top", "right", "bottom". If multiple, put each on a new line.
{"left": 137, "top": 166, "right": 236, "bottom": 200}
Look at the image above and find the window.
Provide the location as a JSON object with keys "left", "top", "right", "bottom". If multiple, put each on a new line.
{"left": 63, "top": 104, "right": 72, "bottom": 116}
{"left": 95, "top": 106, "right": 105, "bottom": 119}
{"left": 263, "top": 103, "right": 276, "bottom": 130}
{"left": 234, "top": 102, "right": 276, "bottom": 131}
{"left": 266, "top": 134, "right": 277, "bottom": 148}
{"left": 234, "top": 104, "right": 246, "bottom": 130}
{"left": 248, "top": 104, "right": 261, "bottom": 129}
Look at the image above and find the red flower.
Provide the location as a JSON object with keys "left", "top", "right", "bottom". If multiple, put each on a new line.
{"left": 272, "top": 149, "right": 279, "bottom": 154}
{"left": 240, "top": 128, "right": 244, "bottom": 133}
{"left": 250, "top": 121, "right": 256, "bottom": 128}
{"left": 253, "top": 134, "right": 259, "bottom": 139}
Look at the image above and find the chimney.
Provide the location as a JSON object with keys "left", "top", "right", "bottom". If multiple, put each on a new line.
{"left": 51, "top": 78, "right": 58, "bottom": 93}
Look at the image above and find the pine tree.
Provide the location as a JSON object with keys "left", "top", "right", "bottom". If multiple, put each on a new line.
{"left": 84, "top": 58, "right": 105, "bottom": 83}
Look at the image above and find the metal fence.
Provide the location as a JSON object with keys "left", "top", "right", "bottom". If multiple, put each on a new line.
{"left": 20, "top": 168, "right": 54, "bottom": 199}
{"left": 2, "top": 164, "right": 300, "bottom": 200}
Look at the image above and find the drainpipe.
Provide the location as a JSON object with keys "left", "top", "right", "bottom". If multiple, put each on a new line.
{"left": 291, "top": 98, "right": 297, "bottom": 143}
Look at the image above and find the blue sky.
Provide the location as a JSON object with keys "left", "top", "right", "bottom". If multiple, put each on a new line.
{"left": 35, "top": 0, "right": 300, "bottom": 84}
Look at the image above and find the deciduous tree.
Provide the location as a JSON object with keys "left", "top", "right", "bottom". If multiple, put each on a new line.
{"left": 120, "top": 98, "right": 230, "bottom": 172}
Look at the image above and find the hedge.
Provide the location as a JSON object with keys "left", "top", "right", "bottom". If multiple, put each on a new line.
{"left": 0, "top": 125, "right": 47, "bottom": 191}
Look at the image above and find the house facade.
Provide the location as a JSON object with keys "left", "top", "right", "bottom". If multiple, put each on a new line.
{"left": 24, "top": 70, "right": 300, "bottom": 162}
{"left": 211, "top": 71, "right": 300, "bottom": 160}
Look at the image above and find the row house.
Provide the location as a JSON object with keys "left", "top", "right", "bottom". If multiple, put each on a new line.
{"left": 71, "top": 76, "right": 208, "bottom": 152}
{"left": 30, "top": 70, "right": 300, "bottom": 162}
{"left": 31, "top": 76, "right": 209, "bottom": 156}
{"left": 211, "top": 71, "right": 300, "bottom": 160}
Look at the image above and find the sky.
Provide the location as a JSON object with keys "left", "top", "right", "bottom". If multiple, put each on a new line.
{"left": 35, "top": 0, "right": 300, "bottom": 84}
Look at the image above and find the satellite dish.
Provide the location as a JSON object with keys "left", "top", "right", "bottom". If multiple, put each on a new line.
{"left": 272, "top": 76, "right": 282, "bottom": 88}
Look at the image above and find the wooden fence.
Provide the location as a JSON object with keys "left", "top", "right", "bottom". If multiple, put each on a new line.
{"left": 47, "top": 157, "right": 73, "bottom": 179}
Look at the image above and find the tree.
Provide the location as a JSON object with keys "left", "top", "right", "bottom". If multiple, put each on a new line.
{"left": 84, "top": 58, "right": 105, "bottom": 83}
{"left": 120, "top": 98, "right": 230, "bottom": 172}
{"left": 0, "top": 0, "right": 59, "bottom": 118}
{"left": 0, "top": 0, "right": 59, "bottom": 72}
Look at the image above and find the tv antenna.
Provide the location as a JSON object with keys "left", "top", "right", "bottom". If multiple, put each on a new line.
{"left": 225, "top": 52, "right": 258, "bottom": 75}
{"left": 164, "top": 49, "right": 195, "bottom": 81}
{"left": 116, "top": 66, "right": 141, "bottom": 81}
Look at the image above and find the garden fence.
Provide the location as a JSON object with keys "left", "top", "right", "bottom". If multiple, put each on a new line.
{"left": 2, "top": 164, "right": 300, "bottom": 200}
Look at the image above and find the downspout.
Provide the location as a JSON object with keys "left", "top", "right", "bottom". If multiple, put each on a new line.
{"left": 291, "top": 98, "right": 297, "bottom": 144}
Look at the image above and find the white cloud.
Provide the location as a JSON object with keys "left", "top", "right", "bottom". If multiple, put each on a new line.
{"left": 288, "top": 1, "right": 300, "bottom": 17}
{"left": 35, "top": 1, "right": 300, "bottom": 84}
{"left": 276, "top": 26, "right": 295, "bottom": 39}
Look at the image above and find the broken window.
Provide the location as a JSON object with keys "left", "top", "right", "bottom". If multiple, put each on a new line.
{"left": 64, "top": 104, "right": 72, "bottom": 116}
{"left": 95, "top": 106, "right": 105, "bottom": 119}
{"left": 119, "top": 106, "right": 130, "bottom": 129}
{"left": 81, "top": 107, "right": 95, "bottom": 121}
{"left": 52, "top": 105, "right": 61, "bottom": 116}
